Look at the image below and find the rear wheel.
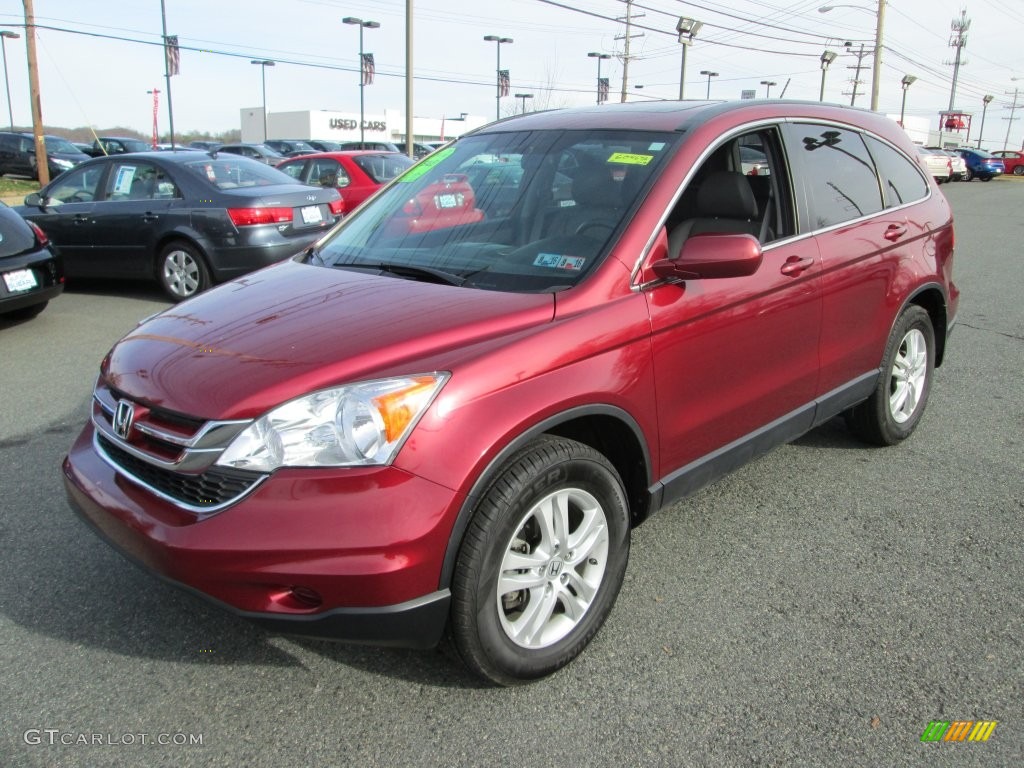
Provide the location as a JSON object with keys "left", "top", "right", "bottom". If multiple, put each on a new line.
{"left": 847, "top": 305, "right": 934, "bottom": 446}
{"left": 1014, "top": 166, "right": 1024, "bottom": 176}
{"left": 157, "top": 240, "right": 210, "bottom": 302}
{"left": 450, "top": 436, "right": 630, "bottom": 685}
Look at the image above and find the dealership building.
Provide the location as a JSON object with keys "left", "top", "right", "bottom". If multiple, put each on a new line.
{"left": 240, "top": 108, "right": 490, "bottom": 145}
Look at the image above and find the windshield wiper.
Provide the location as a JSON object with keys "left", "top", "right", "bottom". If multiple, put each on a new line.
{"left": 337, "top": 262, "right": 466, "bottom": 287}
{"left": 304, "top": 246, "right": 326, "bottom": 266}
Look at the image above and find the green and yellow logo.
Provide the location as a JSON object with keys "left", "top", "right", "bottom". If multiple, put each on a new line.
{"left": 920, "top": 720, "right": 997, "bottom": 742}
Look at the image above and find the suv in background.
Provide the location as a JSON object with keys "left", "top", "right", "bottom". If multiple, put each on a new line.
{"left": 63, "top": 100, "right": 958, "bottom": 685}
{"left": 0, "top": 132, "right": 89, "bottom": 178}
{"left": 214, "top": 143, "right": 284, "bottom": 165}
{"left": 83, "top": 136, "right": 152, "bottom": 158}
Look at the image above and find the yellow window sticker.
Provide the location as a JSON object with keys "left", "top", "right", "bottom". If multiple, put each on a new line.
{"left": 607, "top": 152, "right": 653, "bottom": 166}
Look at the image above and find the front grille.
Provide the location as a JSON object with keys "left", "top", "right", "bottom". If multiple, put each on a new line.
{"left": 98, "top": 434, "right": 262, "bottom": 510}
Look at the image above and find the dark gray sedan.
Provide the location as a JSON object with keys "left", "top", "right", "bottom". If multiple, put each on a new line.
{"left": 16, "top": 151, "right": 342, "bottom": 301}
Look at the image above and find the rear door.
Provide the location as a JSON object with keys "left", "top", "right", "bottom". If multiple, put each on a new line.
{"left": 782, "top": 123, "right": 924, "bottom": 402}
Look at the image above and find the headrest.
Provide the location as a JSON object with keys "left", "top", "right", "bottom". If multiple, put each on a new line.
{"left": 696, "top": 170, "right": 758, "bottom": 220}
{"left": 572, "top": 162, "right": 622, "bottom": 208}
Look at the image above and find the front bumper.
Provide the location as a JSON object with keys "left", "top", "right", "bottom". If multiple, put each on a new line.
{"left": 62, "top": 424, "right": 460, "bottom": 648}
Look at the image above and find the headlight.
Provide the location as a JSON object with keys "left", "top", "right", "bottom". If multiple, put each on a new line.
{"left": 52, "top": 158, "right": 74, "bottom": 169}
{"left": 215, "top": 374, "right": 448, "bottom": 472}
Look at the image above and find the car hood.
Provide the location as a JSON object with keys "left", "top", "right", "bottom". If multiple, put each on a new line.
{"left": 103, "top": 259, "right": 555, "bottom": 420}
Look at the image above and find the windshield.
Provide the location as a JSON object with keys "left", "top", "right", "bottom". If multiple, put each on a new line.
{"left": 313, "top": 129, "right": 678, "bottom": 292}
{"left": 183, "top": 158, "right": 299, "bottom": 189}
{"left": 354, "top": 153, "right": 415, "bottom": 183}
{"left": 44, "top": 136, "right": 81, "bottom": 154}
{"left": 119, "top": 139, "right": 151, "bottom": 153}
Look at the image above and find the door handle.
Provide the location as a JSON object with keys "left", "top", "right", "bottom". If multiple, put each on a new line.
{"left": 780, "top": 255, "right": 814, "bottom": 276}
{"left": 141, "top": 213, "right": 159, "bottom": 222}
{"left": 883, "top": 224, "right": 907, "bottom": 241}
{"left": 72, "top": 215, "right": 89, "bottom": 225}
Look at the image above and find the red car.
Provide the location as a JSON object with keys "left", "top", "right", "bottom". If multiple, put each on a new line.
{"left": 64, "top": 101, "right": 958, "bottom": 685}
{"left": 992, "top": 149, "right": 1024, "bottom": 176}
{"left": 276, "top": 151, "right": 414, "bottom": 214}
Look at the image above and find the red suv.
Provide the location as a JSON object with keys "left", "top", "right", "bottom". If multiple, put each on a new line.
{"left": 63, "top": 101, "right": 958, "bottom": 685}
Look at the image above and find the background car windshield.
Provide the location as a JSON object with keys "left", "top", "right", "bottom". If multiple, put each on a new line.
{"left": 116, "top": 139, "right": 150, "bottom": 153}
{"left": 44, "top": 136, "right": 80, "bottom": 153}
{"left": 314, "top": 129, "right": 677, "bottom": 292}
{"left": 183, "top": 158, "right": 297, "bottom": 189}
{"left": 353, "top": 153, "right": 415, "bottom": 183}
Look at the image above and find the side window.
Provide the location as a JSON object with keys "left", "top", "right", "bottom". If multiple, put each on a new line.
{"left": 666, "top": 126, "right": 796, "bottom": 249}
{"left": 863, "top": 136, "right": 928, "bottom": 208}
{"left": 309, "top": 158, "right": 348, "bottom": 188}
{"left": 103, "top": 162, "right": 168, "bottom": 201}
{"left": 48, "top": 165, "right": 105, "bottom": 204}
{"left": 789, "top": 125, "right": 883, "bottom": 230}
{"left": 278, "top": 161, "right": 306, "bottom": 181}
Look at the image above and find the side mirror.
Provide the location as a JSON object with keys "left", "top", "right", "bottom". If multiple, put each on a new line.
{"left": 652, "top": 233, "right": 762, "bottom": 281}
{"left": 24, "top": 192, "right": 44, "bottom": 208}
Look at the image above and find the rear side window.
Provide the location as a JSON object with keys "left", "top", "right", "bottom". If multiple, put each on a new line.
{"left": 864, "top": 136, "right": 928, "bottom": 208}
{"left": 788, "top": 125, "right": 883, "bottom": 230}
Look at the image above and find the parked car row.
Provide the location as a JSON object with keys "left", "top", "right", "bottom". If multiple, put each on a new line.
{"left": 916, "top": 145, "right": 1007, "bottom": 183}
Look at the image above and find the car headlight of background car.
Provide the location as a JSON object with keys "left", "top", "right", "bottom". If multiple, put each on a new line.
{"left": 216, "top": 374, "right": 449, "bottom": 471}
{"left": 51, "top": 158, "right": 75, "bottom": 170}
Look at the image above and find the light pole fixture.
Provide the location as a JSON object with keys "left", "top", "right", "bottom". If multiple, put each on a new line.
{"left": 250, "top": 59, "right": 275, "bottom": 143}
{"left": 344, "top": 17, "right": 381, "bottom": 149}
{"left": 700, "top": 70, "right": 718, "bottom": 99}
{"left": 977, "top": 94, "right": 993, "bottom": 149}
{"left": 819, "top": 2, "right": 885, "bottom": 112}
{"left": 514, "top": 93, "right": 533, "bottom": 114}
{"left": 0, "top": 30, "right": 19, "bottom": 131}
{"left": 819, "top": 49, "right": 838, "bottom": 101}
{"left": 898, "top": 74, "right": 916, "bottom": 127}
{"left": 760, "top": 80, "right": 777, "bottom": 98}
{"left": 146, "top": 88, "right": 161, "bottom": 148}
{"left": 587, "top": 51, "right": 612, "bottom": 105}
{"left": 676, "top": 17, "right": 702, "bottom": 100}
{"left": 483, "top": 35, "right": 513, "bottom": 120}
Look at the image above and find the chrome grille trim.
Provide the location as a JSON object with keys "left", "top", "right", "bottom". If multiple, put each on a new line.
{"left": 93, "top": 431, "right": 268, "bottom": 515}
{"left": 93, "top": 388, "right": 250, "bottom": 449}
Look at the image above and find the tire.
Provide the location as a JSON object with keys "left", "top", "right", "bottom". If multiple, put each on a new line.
{"left": 847, "top": 305, "right": 935, "bottom": 446}
{"left": 1014, "top": 166, "right": 1024, "bottom": 176}
{"left": 450, "top": 436, "right": 630, "bottom": 685}
{"left": 963, "top": 168, "right": 973, "bottom": 182}
{"left": 157, "top": 240, "right": 210, "bottom": 302}
{"left": 981, "top": 175, "right": 992, "bottom": 182}
{"left": 2, "top": 300, "right": 48, "bottom": 321}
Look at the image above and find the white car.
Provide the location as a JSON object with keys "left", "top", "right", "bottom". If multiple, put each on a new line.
{"left": 927, "top": 148, "right": 966, "bottom": 181}
{"left": 915, "top": 146, "right": 951, "bottom": 184}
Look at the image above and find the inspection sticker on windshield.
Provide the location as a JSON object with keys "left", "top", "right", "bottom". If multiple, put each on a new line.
{"left": 397, "top": 147, "right": 456, "bottom": 182}
{"left": 534, "top": 253, "right": 585, "bottom": 271}
{"left": 607, "top": 152, "right": 653, "bottom": 166}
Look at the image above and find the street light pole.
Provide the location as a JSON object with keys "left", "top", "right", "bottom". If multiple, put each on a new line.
{"left": 587, "top": 52, "right": 611, "bottom": 105}
{"left": 483, "top": 35, "right": 513, "bottom": 120}
{"left": 976, "top": 94, "right": 993, "bottom": 149}
{"left": 147, "top": 88, "right": 161, "bottom": 148}
{"left": 0, "top": 31, "right": 19, "bottom": 131}
{"left": 344, "top": 17, "right": 380, "bottom": 149}
{"left": 514, "top": 93, "right": 533, "bottom": 114}
{"left": 819, "top": 2, "right": 885, "bottom": 111}
{"left": 819, "top": 50, "right": 837, "bottom": 101}
{"left": 700, "top": 70, "right": 718, "bottom": 99}
{"left": 250, "top": 60, "right": 274, "bottom": 142}
{"left": 675, "top": 17, "right": 702, "bottom": 100}
{"left": 760, "top": 80, "right": 777, "bottom": 98}
{"left": 898, "top": 75, "right": 916, "bottom": 127}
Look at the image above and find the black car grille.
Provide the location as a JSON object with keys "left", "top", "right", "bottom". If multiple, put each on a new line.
{"left": 98, "top": 434, "right": 261, "bottom": 509}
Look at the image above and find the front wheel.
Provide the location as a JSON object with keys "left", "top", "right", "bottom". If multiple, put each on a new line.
{"left": 981, "top": 175, "right": 993, "bottom": 182}
{"left": 157, "top": 240, "right": 210, "bottom": 302}
{"left": 963, "top": 168, "right": 973, "bottom": 182}
{"left": 450, "top": 436, "right": 630, "bottom": 685}
{"left": 847, "top": 305, "right": 935, "bottom": 446}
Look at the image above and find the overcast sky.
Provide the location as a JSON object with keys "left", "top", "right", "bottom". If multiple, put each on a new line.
{"left": 0, "top": 0, "right": 1021, "bottom": 148}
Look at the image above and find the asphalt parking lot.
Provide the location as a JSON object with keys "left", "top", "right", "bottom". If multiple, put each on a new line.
{"left": 1, "top": 179, "right": 1021, "bottom": 767}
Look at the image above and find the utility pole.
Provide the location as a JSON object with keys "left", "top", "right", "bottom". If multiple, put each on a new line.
{"left": 615, "top": 0, "right": 643, "bottom": 103}
{"left": 22, "top": 0, "right": 47, "bottom": 185}
{"left": 1003, "top": 88, "right": 1020, "bottom": 152}
{"left": 945, "top": 9, "right": 970, "bottom": 112}
{"left": 844, "top": 43, "right": 868, "bottom": 107}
